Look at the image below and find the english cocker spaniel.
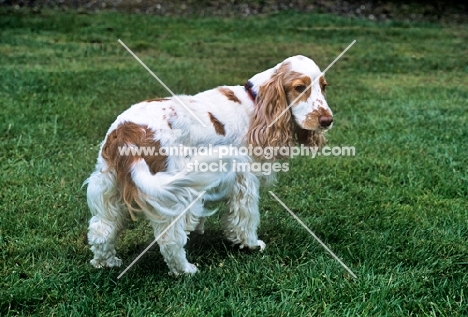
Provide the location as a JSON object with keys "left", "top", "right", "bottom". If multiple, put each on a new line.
{"left": 86, "top": 55, "right": 333, "bottom": 275}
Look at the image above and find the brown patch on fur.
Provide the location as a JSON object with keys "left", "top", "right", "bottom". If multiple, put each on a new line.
{"left": 286, "top": 76, "right": 312, "bottom": 104}
{"left": 302, "top": 108, "right": 333, "bottom": 130}
{"left": 247, "top": 62, "right": 315, "bottom": 159}
{"left": 218, "top": 87, "right": 241, "bottom": 104}
{"left": 208, "top": 112, "right": 226, "bottom": 136}
{"left": 101, "top": 122, "right": 167, "bottom": 220}
{"left": 319, "top": 76, "right": 327, "bottom": 94}
{"left": 146, "top": 98, "right": 170, "bottom": 103}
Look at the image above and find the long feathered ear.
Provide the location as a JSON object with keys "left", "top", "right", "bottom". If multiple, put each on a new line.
{"left": 247, "top": 71, "right": 295, "bottom": 159}
{"left": 295, "top": 125, "right": 327, "bottom": 149}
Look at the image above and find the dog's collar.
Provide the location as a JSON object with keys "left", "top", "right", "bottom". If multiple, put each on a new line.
{"left": 244, "top": 81, "right": 257, "bottom": 103}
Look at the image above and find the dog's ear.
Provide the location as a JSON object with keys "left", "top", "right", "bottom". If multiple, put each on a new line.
{"left": 247, "top": 71, "right": 295, "bottom": 159}
{"left": 295, "top": 126, "right": 327, "bottom": 149}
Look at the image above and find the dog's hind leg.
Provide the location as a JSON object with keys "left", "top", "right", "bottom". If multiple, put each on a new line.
{"left": 86, "top": 170, "right": 128, "bottom": 268}
{"left": 150, "top": 211, "right": 199, "bottom": 275}
{"left": 221, "top": 172, "right": 266, "bottom": 251}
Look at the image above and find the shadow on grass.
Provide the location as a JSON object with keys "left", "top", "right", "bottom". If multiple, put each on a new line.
{"left": 115, "top": 228, "right": 255, "bottom": 277}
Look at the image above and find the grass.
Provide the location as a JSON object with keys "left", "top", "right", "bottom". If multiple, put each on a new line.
{"left": 1, "top": 8, "right": 467, "bottom": 316}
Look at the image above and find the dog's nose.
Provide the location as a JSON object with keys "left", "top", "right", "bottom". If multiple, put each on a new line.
{"left": 319, "top": 115, "right": 333, "bottom": 128}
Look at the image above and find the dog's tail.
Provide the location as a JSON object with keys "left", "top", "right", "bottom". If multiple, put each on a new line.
{"left": 130, "top": 150, "right": 250, "bottom": 218}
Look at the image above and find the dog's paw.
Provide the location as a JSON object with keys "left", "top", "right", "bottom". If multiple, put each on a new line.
{"left": 239, "top": 240, "right": 266, "bottom": 252}
{"left": 256, "top": 240, "right": 266, "bottom": 252}
{"left": 169, "top": 263, "right": 198, "bottom": 276}
{"left": 90, "top": 257, "right": 122, "bottom": 268}
{"left": 184, "top": 263, "right": 198, "bottom": 274}
{"left": 90, "top": 259, "right": 104, "bottom": 268}
{"left": 106, "top": 256, "right": 123, "bottom": 267}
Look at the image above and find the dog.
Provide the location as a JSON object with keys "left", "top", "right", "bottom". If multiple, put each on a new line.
{"left": 85, "top": 55, "right": 333, "bottom": 275}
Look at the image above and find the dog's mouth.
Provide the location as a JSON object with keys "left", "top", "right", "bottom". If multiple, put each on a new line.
{"left": 320, "top": 124, "right": 333, "bottom": 132}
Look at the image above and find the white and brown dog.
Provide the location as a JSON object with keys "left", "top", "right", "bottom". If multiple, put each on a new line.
{"left": 85, "top": 55, "right": 333, "bottom": 275}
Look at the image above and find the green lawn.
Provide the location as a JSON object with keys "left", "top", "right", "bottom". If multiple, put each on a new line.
{"left": 1, "top": 8, "right": 467, "bottom": 316}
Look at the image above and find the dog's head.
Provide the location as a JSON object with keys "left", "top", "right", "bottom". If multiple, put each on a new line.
{"left": 247, "top": 55, "right": 333, "bottom": 157}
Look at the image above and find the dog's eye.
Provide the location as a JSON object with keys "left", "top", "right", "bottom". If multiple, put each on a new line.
{"left": 294, "top": 85, "right": 307, "bottom": 93}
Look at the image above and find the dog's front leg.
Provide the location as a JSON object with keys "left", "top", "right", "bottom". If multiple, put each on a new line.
{"left": 221, "top": 172, "right": 266, "bottom": 251}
